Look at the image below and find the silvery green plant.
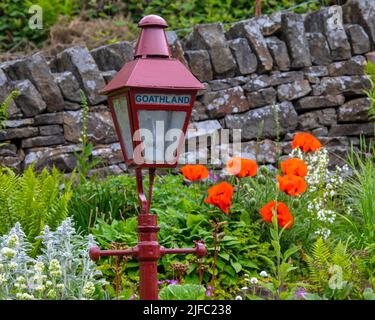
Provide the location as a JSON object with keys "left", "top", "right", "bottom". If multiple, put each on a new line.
{"left": 0, "top": 218, "right": 105, "bottom": 300}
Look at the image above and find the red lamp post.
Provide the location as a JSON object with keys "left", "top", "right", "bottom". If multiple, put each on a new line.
{"left": 88, "top": 14, "right": 206, "bottom": 300}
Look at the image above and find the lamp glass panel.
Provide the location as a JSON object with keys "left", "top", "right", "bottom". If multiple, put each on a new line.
{"left": 113, "top": 96, "right": 133, "bottom": 159}
{"left": 137, "top": 110, "right": 186, "bottom": 164}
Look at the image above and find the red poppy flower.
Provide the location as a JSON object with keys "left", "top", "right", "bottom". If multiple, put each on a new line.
{"left": 280, "top": 158, "right": 308, "bottom": 177}
{"left": 292, "top": 132, "right": 322, "bottom": 152}
{"left": 277, "top": 174, "right": 307, "bottom": 197}
{"left": 180, "top": 165, "right": 209, "bottom": 182}
{"left": 204, "top": 182, "right": 234, "bottom": 214}
{"left": 227, "top": 157, "right": 258, "bottom": 178}
{"left": 260, "top": 200, "right": 294, "bottom": 229}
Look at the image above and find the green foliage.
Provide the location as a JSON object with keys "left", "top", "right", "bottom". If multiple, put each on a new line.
{"left": 0, "top": 91, "right": 19, "bottom": 130}
{"left": 126, "top": 0, "right": 320, "bottom": 37}
{"left": 73, "top": 90, "right": 102, "bottom": 183}
{"left": 305, "top": 238, "right": 358, "bottom": 299}
{"left": 365, "top": 61, "right": 375, "bottom": 120}
{"left": 1, "top": 0, "right": 321, "bottom": 50}
{"left": 0, "top": 166, "right": 74, "bottom": 250}
{"left": 363, "top": 288, "right": 375, "bottom": 300}
{"left": 24, "top": 0, "right": 79, "bottom": 28}
{"left": 87, "top": 174, "right": 270, "bottom": 298}
{"left": 0, "top": 0, "right": 79, "bottom": 50}
{"left": 344, "top": 137, "right": 375, "bottom": 248}
{"left": 159, "top": 284, "right": 206, "bottom": 300}
{"left": 70, "top": 175, "right": 138, "bottom": 233}
{"left": 0, "top": 90, "right": 20, "bottom": 148}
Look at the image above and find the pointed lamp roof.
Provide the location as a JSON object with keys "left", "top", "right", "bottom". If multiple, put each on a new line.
{"left": 101, "top": 15, "right": 204, "bottom": 94}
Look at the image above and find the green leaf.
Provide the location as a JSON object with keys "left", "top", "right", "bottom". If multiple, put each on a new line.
{"left": 218, "top": 252, "right": 230, "bottom": 261}
{"left": 269, "top": 228, "right": 278, "bottom": 241}
{"left": 231, "top": 261, "right": 242, "bottom": 273}
{"left": 256, "top": 254, "right": 276, "bottom": 272}
{"left": 186, "top": 214, "right": 203, "bottom": 229}
{"left": 240, "top": 260, "right": 258, "bottom": 269}
{"left": 240, "top": 211, "right": 250, "bottom": 224}
{"left": 283, "top": 246, "right": 300, "bottom": 262}
{"left": 303, "top": 293, "right": 325, "bottom": 300}
{"left": 363, "top": 288, "right": 375, "bottom": 300}
{"left": 224, "top": 265, "right": 236, "bottom": 277}
{"left": 271, "top": 240, "right": 281, "bottom": 255}
{"left": 159, "top": 284, "right": 206, "bottom": 300}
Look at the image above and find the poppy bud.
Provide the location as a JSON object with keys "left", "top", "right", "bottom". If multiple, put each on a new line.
{"left": 248, "top": 198, "right": 257, "bottom": 207}
{"left": 257, "top": 175, "right": 266, "bottom": 184}
{"left": 244, "top": 184, "right": 255, "bottom": 195}
{"left": 292, "top": 199, "right": 300, "bottom": 209}
{"left": 260, "top": 166, "right": 269, "bottom": 175}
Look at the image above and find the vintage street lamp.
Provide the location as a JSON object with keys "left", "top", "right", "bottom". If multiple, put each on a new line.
{"left": 88, "top": 14, "right": 206, "bottom": 300}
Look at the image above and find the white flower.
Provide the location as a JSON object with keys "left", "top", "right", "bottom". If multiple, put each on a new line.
{"left": 34, "top": 261, "right": 44, "bottom": 273}
{"left": 83, "top": 282, "right": 95, "bottom": 298}
{"left": 56, "top": 283, "right": 65, "bottom": 290}
{"left": 7, "top": 234, "right": 19, "bottom": 248}
{"left": 9, "top": 262, "right": 18, "bottom": 270}
{"left": 49, "top": 259, "right": 62, "bottom": 277}
{"left": 235, "top": 295, "right": 243, "bottom": 300}
{"left": 16, "top": 293, "right": 35, "bottom": 300}
{"left": 1, "top": 247, "right": 16, "bottom": 259}
{"left": 241, "top": 286, "right": 249, "bottom": 290}
{"left": 250, "top": 277, "right": 258, "bottom": 284}
{"left": 315, "top": 228, "right": 331, "bottom": 240}
{"left": 35, "top": 285, "right": 46, "bottom": 292}
{"left": 260, "top": 271, "right": 268, "bottom": 277}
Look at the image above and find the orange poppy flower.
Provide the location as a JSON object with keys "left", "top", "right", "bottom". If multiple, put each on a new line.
{"left": 227, "top": 157, "right": 258, "bottom": 178}
{"left": 180, "top": 165, "right": 209, "bottom": 182}
{"left": 260, "top": 200, "right": 294, "bottom": 229}
{"left": 292, "top": 132, "right": 322, "bottom": 152}
{"left": 277, "top": 174, "right": 307, "bottom": 196}
{"left": 204, "top": 182, "right": 234, "bottom": 214}
{"left": 280, "top": 158, "right": 308, "bottom": 177}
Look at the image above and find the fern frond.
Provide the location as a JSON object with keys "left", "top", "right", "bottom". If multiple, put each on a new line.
{"left": 0, "top": 165, "right": 71, "bottom": 253}
{"left": 306, "top": 238, "right": 331, "bottom": 286}
{"left": 0, "top": 90, "right": 19, "bottom": 130}
{"left": 332, "top": 241, "right": 352, "bottom": 278}
{"left": 312, "top": 237, "right": 331, "bottom": 264}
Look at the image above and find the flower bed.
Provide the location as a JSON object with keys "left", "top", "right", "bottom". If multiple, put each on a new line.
{"left": 0, "top": 131, "right": 374, "bottom": 300}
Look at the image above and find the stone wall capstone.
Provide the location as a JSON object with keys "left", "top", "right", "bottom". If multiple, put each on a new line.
{"left": 0, "top": 1, "right": 374, "bottom": 174}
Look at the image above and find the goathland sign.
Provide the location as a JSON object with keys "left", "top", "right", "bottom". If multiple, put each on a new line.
{"left": 135, "top": 93, "right": 191, "bottom": 105}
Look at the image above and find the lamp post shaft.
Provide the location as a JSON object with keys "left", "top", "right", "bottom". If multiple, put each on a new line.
{"left": 137, "top": 213, "right": 160, "bottom": 300}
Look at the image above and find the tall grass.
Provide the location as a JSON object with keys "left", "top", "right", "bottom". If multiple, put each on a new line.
{"left": 341, "top": 60, "right": 375, "bottom": 247}
{"left": 69, "top": 175, "right": 138, "bottom": 233}
{"left": 365, "top": 61, "right": 375, "bottom": 121}
{"left": 344, "top": 136, "right": 375, "bottom": 247}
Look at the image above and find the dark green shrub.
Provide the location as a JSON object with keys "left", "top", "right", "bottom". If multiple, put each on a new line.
{"left": 69, "top": 175, "right": 138, "bottom": 233}
{"left": 0, "top": 0, "right": 79, "bottom": 50}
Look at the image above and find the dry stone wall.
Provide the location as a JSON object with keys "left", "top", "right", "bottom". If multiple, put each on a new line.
{"left": 0, "top": 1, "right": 375, "bottom": 174}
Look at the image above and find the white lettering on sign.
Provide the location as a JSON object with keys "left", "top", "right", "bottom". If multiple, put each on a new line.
{"left": 135, "top": 94, "right": 191, "bottom": 105}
